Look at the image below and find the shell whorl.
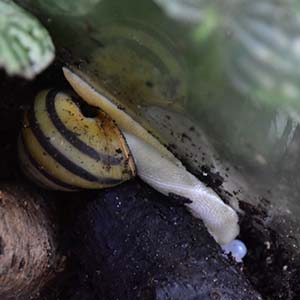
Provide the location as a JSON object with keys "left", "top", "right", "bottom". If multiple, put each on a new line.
{"left": 18, "top": 89, "right": 136, "bottom": 191}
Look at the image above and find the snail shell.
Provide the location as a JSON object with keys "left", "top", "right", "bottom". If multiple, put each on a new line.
{"left": 18, "top": 89, "right": 135, "bottom": 191}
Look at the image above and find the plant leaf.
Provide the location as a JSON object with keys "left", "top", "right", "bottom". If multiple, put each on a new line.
{"left": 0, "top": 0, "right": 55, "bottom": 79}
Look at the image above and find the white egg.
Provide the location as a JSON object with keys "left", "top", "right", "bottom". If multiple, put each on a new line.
{"left": 221, "top": 239, "right": 247, "bottom": 262}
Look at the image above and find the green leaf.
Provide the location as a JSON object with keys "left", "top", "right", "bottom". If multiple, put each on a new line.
{"left": 0, "top": 0, "right": 54, "bottom": 79}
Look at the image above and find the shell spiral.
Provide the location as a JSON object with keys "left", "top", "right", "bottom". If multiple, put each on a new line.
{"left": 18, "top": 89, "right": 136, "bottom": 191}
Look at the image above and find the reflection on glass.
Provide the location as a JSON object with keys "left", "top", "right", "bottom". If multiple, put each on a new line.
{"left": 18, "top": 0, "right": 300, "bottom": 267}
{"left": 155, "top": 0, "right": 300, "bottom": 249}
{"left": 155, "top": 0, "right": 300, "bottom": 163}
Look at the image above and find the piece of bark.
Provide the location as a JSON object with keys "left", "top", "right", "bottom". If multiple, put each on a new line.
{"left": 67, "top": 179, "right": 261, "bottom": 300}
{"left": 0, "top": 184, "right": 61, "bottom": 300}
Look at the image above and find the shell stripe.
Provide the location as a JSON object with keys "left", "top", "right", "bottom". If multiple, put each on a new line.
{"left": 45, "top": 89, "right": 122, "bottom": 166}
{"left": 27, "top": 104, "right": 122, "bottom": 186}
{"left": 19, "top": 133, "right": 78, "bottom": 191}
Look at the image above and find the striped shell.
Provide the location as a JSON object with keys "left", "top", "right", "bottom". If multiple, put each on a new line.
{"left": 18, "top": 89, "right": 135, "bottom": 191}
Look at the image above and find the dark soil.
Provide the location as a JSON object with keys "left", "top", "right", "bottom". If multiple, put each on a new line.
{"left": 240, "top": 201, "right": 300, "bottom": 299}
{"left": 57, "top": 180, "right": 261, "bottom": 300}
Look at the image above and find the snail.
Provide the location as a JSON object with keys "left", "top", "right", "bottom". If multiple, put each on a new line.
{"left": 18, "top": 19, "right": 240, "bottom": 245}
{"left": 18, "top": 65, "right": 239, "bottom": 246}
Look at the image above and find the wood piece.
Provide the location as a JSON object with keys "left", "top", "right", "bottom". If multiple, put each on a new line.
{"left": 0, "top": 184, "right": 61, "bottom": 300}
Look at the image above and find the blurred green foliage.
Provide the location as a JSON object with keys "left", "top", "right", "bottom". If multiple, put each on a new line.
{"left": 155, "top": 0, "right": 300, "bottom": 166}
{"left": 0, "top": 0, "right": 54, "bottom": 79}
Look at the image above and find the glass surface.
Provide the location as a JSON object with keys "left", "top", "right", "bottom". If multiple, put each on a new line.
{"left": 20, "top": 0, "right": 300, "bottom": 252}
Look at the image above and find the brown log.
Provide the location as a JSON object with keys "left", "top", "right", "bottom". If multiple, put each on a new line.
{"left": 0, "top": 184, "right": 61, "bottom": 300}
